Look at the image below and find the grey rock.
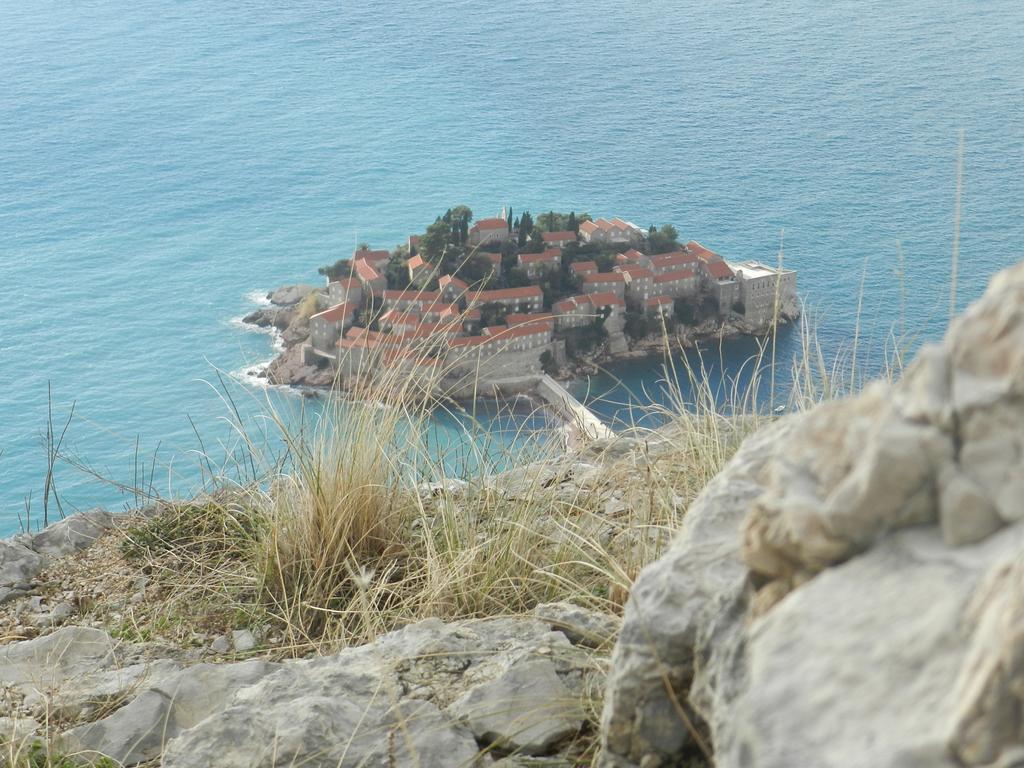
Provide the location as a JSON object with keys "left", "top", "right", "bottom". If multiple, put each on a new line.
{"left": 230, "top": 629, "right": 256, "bottom": 653}
{"left": 450, "top": 658, "right": 583, "bottom": 756}
{"left": 534, "top": 602, "right": 619, "bottom": 648}
{"left": 28, "top": 600, "right": 74, "bottom": 629}
{"left": 161, "top": 618, "right": 578, "bottom": 767}
{"left": 267, "top": 284, "right": 317, "bottom": 306}
{"left": 948, "top": 550, "right": 1024, "bottom": 766}
{"left": 164, "top": 693, "right": 481, "bottom": 768}
{"left": 49, "top": 659, "right": 182, "bottom": 721}
{"left": 31, "top": 510, "right": 113, "bottom": 559}
{"left": 0, "top": 715, "right": 41, "bottom": 745}
{"left": 723, "top": 527, "right": 1016, "bottom": 768}
{"left": 0, "top": 626, "right": 116, "bottom": 688}
{"left": 0, "top": 539, "right": 44, "bottom": 588}
{"left": 601, "top": 419, "right": 791, "bottom": 766}
{"left": 601, "top": 261, "right": 1024, "bottom": 768}
{"left": 61, "top": 660, "right": 278, "bottom": 766}
{"left": 0, "top": 585, "right": 29, "bottom": 604}
{"left": 209, "top": 635, "right": 230, "bottom": 654}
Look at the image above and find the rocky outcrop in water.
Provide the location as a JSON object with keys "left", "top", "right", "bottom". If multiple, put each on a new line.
{"left": 267, "top": 284, "right": 318, "bottom": 307}
{"left": 601, "top": 262, "right": 1024, "bottom": 767}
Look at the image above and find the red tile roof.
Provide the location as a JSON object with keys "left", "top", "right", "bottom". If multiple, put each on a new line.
{"left": 570, "top": 261, "right": 598, "bottom": 273}
{"left": 588, "top": 291, "right": 626, "bottom": 308}
{"left": 554, "top": 295, "right": 592, "bottom": 313}
{"left": 519, "top": 249, "right": 562, "bottom": 264}
{"left": 652, "top": 251, "right": 698, "bottom": 266}
{"left": 623, "top": 249, "right": 646, "bottom": 261}
{"left": 484, "top": 321, "right": 554, "bottom": 340}
{"left": 439, "top": 274, "right": 468, "bottom": 290}
{"left": 381, "top": 309, "right": 421, "bottom": 327}
{"left": 704, "top": 261, "right": 735, "bottom": 280}
{"left": 471, "top": 217, "right": 508, "bottom": 231}
{"left": 407, "top": 254, "right": 427, "bottom": 270}
{"left": 383, "top": 289, "right": 441, "bottom": 304}
{"left": 448, "top": 335, "right": 490, "bottom": 348}
{"left": 344, "top": 326, "right": 381, "bottom": 341}
{"left": 617, "top": 265, "right": 655, "bottom": 279}
{"left": 685, "top": 241, "right": 721, "bottom": 262}
{"left": 472, "top": 286, "right": 543, "bottom": 302}
{"left": 352, "top": 248, "right": 390, "bottom": 264}
{"left": 655, "top": 268, "right": 697, "bottom": 283}
{"left": 330, "top": 277, "right": 361, "bottom": 290}
{"left": 582, "top": 271, "right": 626, "bottom": 284}
{"left": 541, "top": 230, "right": 577, "bottom": 242}
{"left": 578, "top": 220, "right": 598, "bottom": 234}
{"left": 311, "top": 302, "right": 357, "bottom": 322}
{"left": 645, "top": 295, "right": 674, "bottom": 307}
{"left": 354, "top": 260, "right": 382, "bottom": 282}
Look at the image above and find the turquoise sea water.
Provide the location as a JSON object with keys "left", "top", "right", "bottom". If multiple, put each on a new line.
{"left": 2, "top": 0, "right": 1023, "bottom": 535}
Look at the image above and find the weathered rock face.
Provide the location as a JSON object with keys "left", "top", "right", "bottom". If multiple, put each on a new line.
{"left": 267, "top": 284, "right": 317, "bottom": 306}
{"left": 0, "top": 614, "right": 598, "bottom": 766}
{"left": 601, "top": 261, "right": 1024, "bottom": 767}
{"left": 265, "top": 342, "right": 335, "bottom": 387}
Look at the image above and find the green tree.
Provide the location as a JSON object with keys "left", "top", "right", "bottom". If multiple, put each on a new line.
{"left": 385, "top": 255, "right": 412, "bottom": 290}
{"left": 624, "top": 312, "right": 650, "bottom": 341}
{"left": 567, "top": 211, "right": 578, "bottom": 233}
{"left": 480, "top": 302, "right": 508, "bottom": 327}
{"left": 318, "top": 258, "right": 351, "bottom": 280}
{"left": 518, "top": 211, "right": 534, "bottom": 246}
{"left": 539, "top": 350, "right": 558, "bottom": 376}
{"left": 594, "top": 252, "right": 616, "bottom": 273}
{"left": 505, "top": 267, "right": 532, "bottom": 288}
{"left": 647, "top": 224, "right": 680, "bottom": 254}
{"left": 420, "top": 218, "right": 452, "bottom": 263}
{"left": 456, "top": 254, "right": 494, "bottom": 284}
{"left": 674, "top": 297, "right": 695, "bottom": 325}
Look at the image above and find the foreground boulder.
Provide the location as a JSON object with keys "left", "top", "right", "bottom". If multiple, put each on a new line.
{"left": 601, "top": 261, "right": 1024, "bottom": 767}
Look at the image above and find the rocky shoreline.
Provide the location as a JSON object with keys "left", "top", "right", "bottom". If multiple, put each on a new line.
{"left": 241, "top": 283, "right": 797, "bottom": 392}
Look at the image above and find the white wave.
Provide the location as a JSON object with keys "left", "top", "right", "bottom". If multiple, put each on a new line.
{"left": 245, "top": 289, "right": 272, "bottom": 307}
{"left": 227, "top": 315, "right": 286, "bottom": 353}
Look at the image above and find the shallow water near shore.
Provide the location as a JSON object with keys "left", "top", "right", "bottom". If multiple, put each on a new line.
{"left": 2, "top": 0, "right": 1024, "bottom": 534}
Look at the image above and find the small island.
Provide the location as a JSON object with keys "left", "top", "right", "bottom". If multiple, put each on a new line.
{"left": 245, "top": 206, "right": 799, "bottom": 408}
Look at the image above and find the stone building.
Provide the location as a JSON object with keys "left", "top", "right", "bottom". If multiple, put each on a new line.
{"left": 518, "top": 249, "right": 562, "bottom": 279}
{"left": 553, "top": 295, "right": 594, "bottom": 331}
{"left": 327, "top": 277, "right": 363, "bottom": 307}
{"left": 541, "top": 230, "right": 578, "bottom": 248}
{"left": 467, "top": 286, "right": 543, "bottom": 314}
{"left": 310, "top": 302, "right": 357, "bottom": 353}
{"left": 353, "top": 259, "right": 386, "bottom": 298}
{"left": 653, "top": 268, "right": 699, "bottom": 299}
{"left": 731, "top": 260, "right": 798, "bottom": 325}
{"left": 616, "top": 265, "right": 656, "bottom": 305}
{"left": 578, "top": 217, "right": 644, "bottom": 245}
{"left": 468, "top": 217, "right": 512, "bottom": 246}
{"left": 582, "top": 271, "right": 626, "bottom": 298}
